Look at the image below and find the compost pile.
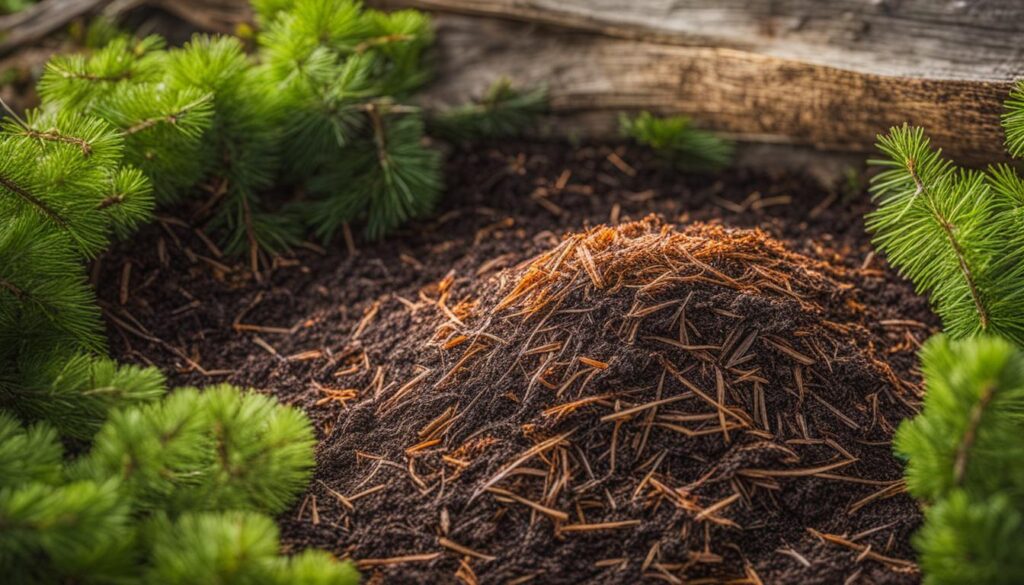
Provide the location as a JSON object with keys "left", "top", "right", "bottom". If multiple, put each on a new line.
{"left": 304, "top": 217, "right": 920, "bottom": 584}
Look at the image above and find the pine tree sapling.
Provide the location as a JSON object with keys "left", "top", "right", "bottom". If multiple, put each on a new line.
{"left": 896, "top": 335, "right": 1024, "bottom": 505}
{"left": 429, "top": 78, "right": 548, "bottom": 143}
{"left": 867, "top": 125, "right": 1024, "bottom": 345}
{"left": 913, "top": 490, "right": 1024, "bottom": 585}
{"left": 620, "top": 111, "right": 734, "bottom": 172}
{"left": 0, "top": 384, "right": 354, "bottom": 583}
{"left": 1003, "top": 79, "right": 1024, "bottom": 159}
{"left": 259, "top": 0, "right": 441, "bottom": 241}
{"left": 873, "top": 83, "right": 1024, "bottom": 585}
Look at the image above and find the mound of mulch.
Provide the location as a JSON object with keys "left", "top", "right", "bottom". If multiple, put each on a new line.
{"left": 97, "top": 141, "right": 936, "bottom": 584}
{"left": 294, "top": 217, "right": 921, "bottom": 584}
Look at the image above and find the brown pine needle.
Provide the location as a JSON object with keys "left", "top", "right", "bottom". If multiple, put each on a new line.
{"left": 561, "top": 519, "right": 642, "bottom": 533}
{"left": 471, "top": 429, "right": 575, "bottom": 503}
{"left": 486, "top": 486, "right": 569, "bottom": 522}
{"left": 406, "top": 438, "right": 442, "bottom": 455}
{"left": 695, "top": 492, "right": 742, "bottom": 527}
{"left": 848, "top": 479, "right": 906, "bottom": 515}
{"left": 600, "top": 393, "right": 693, "bottom": 422}
{"left": 764, "top": 336, "right": 815, "bottom": 365}
{"left": 357, "top": 552, "right": 442, "bottom": 569}
{"left": 439, "top": 537, "right": 496, "bottom": 561}
{"left": 317, "top": 480, "right": 354, "bottom": 511}
{"left": 807, "top": 529, "right": 917, "bottom": 570}
{"left": 739, "top": 458, "right": 857, "bottom": 479}
{"left": 579, "top": 356, "right": 610, "bottom": 369}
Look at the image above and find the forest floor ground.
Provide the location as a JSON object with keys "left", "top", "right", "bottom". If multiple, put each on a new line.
{"left": 98, "top": 140, "right": 935, "bottom": 584}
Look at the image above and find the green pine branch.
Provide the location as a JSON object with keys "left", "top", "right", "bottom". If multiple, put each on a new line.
{"left": 878, "top": 83, "right": 1024, "bottom": 585}
{"left": 896, "top": 335, "right": 1024, "bottom": 504}
{"left": 1004, "top": 80, "right": 1024, "bottom": 159}
{"left": 914, "top": 490, "right": 1024, "bottom": 585}
{"left": 429, "top": 78, "right": 548, "bottom": 142}
{"left": 867, "top": 125, "right": 1024, "bottom": 345}
{"left": 620, "top": 111, "right": 734, "bottom": 172}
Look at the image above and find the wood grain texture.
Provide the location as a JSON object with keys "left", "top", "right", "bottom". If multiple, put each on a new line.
{"left": 403, "top": 10, "right": 1017, "bottom": 159}
{"left": 377, "top": 0, "right": 1024, "bottom": 81}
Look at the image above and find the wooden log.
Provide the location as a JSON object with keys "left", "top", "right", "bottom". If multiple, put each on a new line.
{"left": 377, "top": 0, "right": 1024, "bottom": 81}
{"left": 375, "top": 0, "right": 1024, "bottom": 160}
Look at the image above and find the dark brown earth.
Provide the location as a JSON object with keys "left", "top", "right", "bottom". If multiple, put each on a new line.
{"left": 97, "top": 140, "right": 937, "bottom": 584}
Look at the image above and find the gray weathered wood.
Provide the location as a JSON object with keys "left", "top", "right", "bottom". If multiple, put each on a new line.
{"left": 378, "top": 0, "right": 1024, "bottom": 81}
{"left": 408, "top": 14, "right": 1013, "bottom": 160}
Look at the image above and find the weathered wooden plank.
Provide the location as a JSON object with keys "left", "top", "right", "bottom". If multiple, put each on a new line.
{"left": 378, "top": 0, "right": 1024, "bottom": 81}
{"left": 406, "top": 12, "right": 1015, "bottom": 160}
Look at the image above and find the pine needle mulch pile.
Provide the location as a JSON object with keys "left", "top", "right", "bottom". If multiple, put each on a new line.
{"left": 97, "top": 142, "right": 934, "bottom": 584}
{"left": 301, "top": 218, "right": 921, "bottom": 584}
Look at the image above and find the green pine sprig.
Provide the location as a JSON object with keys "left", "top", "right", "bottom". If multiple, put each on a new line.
{"left": 620, "top": 111, "right": 734, "bottom": 172}
{"left": 867, "top": 124, "right": 1024, "bottom": 345}
{"left": 429, "top": 78, "right": 548, "bottom": 142}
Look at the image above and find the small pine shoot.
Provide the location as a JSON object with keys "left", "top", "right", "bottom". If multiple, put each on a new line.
{"left": 867, "top": 125, "right": 1024, "bottom": 345}
{"left": 1003, "top": 80, "right": 1024, "bottom": 158}
{"left": 429, "top": 78, "right": 548, "bottom": 142}
{"left": 620, "top": 111, "right": 734, "bottom": 172}
{"left": 895, "top": 335, "right": 1024, "bottom": 505}
{"left": 914, "top": 490, "right": 1024, "bottom": 585}
{"left": 879, "top": 83, "right": 1024, "bottom": 585}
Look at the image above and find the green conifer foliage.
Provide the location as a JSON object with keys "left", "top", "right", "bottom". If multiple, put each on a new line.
{"left": 914, "top": 490, "right": 1024, "bottom": 585}
{"left": 9, "top": 353, "right": 165, "bottom": 441}
{"left": 0, "top": 110, "right": 151, "bottom": 258}
{"left": 259, "top": 0, "right": 441, "bottom": 240}
{"left": 39, "top": 36, "right": 215, "bottom": 207}
{"left": 867, "top": 126, "right": 1024, "bottom": 344}
{"left": 1003, "top": 80, "right": 1024, "bottom": 158}
{"left": 620, "top": 111, "right": 734, "bottom": 172}
{"left": 896, "top": 335, "right": 1024, "bottom": 505}
{"left": 429, "top": 78, "right": 549, "bottom": 142}
{"left": 872, "top": 83, "right": 1024, "bottom": 584}
{"left": 81, "top": 385, "right": 315, "bottom": 514}
{"left": 0, "top": 385, "right": 355, "bottom": 584}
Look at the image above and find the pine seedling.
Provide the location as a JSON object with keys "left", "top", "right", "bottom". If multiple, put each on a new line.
{"left": 0, "top": 216, "right": 104, "bottom": 359}
{"left": 895, "top": 335, "right": 1024, "bottom": 505}
{"left": 259, "top": 0, "right": 441, "bottom": 240}
{"left": 620, "top": 111, "right": 734, "bottom": 172}
{"left": 875, "top": 83, "right": 1024, "bottom": 585}
{"left": 914, "top": 490, "right": 1024, "bottom": 585}
{"left": 429, "top": 78, "right": 549, "bottom": 142}
{"left": 867, "top": 125, "right": 1024, "bottom": 345}
{"left": 305, "top": 105, "right": 442, "bottom": 240}
{"left": 38, "top": 37, "right": 216, "bottom": 207}
{"left": 1003, "top": 79, "right": 1024, "bottom": 158}
{"left": 81, "top": 385, "right": 315, "bottom": 515}
{"left": 166, "top": 34, "right": 300, "bottom": 259}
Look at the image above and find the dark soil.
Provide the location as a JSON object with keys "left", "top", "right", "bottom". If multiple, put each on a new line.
{"left": 97, "top": 140, "right": 937, "bottom": 584}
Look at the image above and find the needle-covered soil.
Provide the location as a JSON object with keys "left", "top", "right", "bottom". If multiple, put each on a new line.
{"left": 97, "top": 141, "right": 936, "bottom": 584}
